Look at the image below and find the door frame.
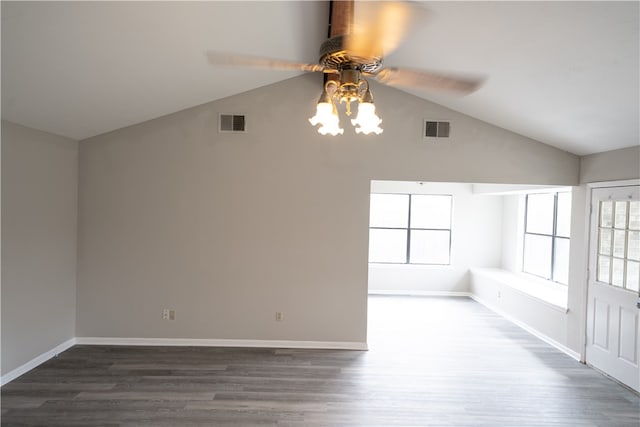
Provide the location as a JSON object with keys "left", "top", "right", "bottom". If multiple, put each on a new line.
{"left": 582, "top": 179, "right": 640, "bottom": 364}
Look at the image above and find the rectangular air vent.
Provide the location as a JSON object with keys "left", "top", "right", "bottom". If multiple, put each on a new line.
{"left": 219, "top": 114, "right": 246, "bottom": 133}
{"left": 424, "top": 120, "right": 451, "bottom": 139}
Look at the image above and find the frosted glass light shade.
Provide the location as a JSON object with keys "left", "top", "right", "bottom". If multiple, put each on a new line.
{"left": 309, "top": 102, "right": 343, "bottom": 136}
{"left": 351, "top": 102, "right": 383, "bottom": 135}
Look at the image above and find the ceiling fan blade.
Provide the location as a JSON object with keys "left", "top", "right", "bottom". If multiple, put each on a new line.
{"left": 345, "top": 1, "right": 418, "bottom": 58}
{"left": 206, "top": 51, "right": 331, "bottom": 73}
{"left": 373, "top": 67, "right": 485, "bottom": 94}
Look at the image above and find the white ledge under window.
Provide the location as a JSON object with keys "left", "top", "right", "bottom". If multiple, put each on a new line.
{"left": 472, "top": 267, "right": 568, "bottom": 312}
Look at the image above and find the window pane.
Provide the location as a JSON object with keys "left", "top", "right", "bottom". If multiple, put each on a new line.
{"left": 598, "top": 256, "right": 610, "bottom": 283}
{"left": 369, "top": 229, "right": 407, "bottom": 263}
{"left": 614, "top": 201, "right": 628, "bottom": 229}
{"left": 553, "top": 238, "right": 570, "bottom": 284}
{"left": 526, "top": 193, "right": 555, "bottom": 234}
{"left": 409, "top": 230, "right": 450, "bottom": 264}
{"left": 611, "top": 258, "right": 624, "bottom": 287}
{"left": 599, "top": 228, "right": 612, "bottom": 255}
{"left": 600, "top": 201, "right": 613, "bottom": 227}
{"left": 556, "top": 192, "right": 572, "bottom": 237}
{"left": 369, "top": 194, "right": 409, "bottom": 228}
{"left": 626, "top": 261, "right": 640, "bottom": 292}
{"left": 629, "top": 201, "right": 640, "bottom": 230}
{"left": 410, "top": 195, "right": 452, "bottom": 229}
{"left": 628, "top": 231, "right": 640, "bottom": 261}
{"left": 523, "top": 234, "right": 552, "bottom": 279}
{"left": 613, "top": 230, "right": 626, "bottom": 258}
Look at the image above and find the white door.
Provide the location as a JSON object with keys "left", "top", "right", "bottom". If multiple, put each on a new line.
{"left": 586, "top": 186, "right": 640, "bottom": 392}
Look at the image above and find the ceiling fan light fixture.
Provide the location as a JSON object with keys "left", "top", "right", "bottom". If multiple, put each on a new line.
{"left": 310, "top": 75, "right": 383, "bottom": 136}
{"left": 351, "top": 87, "right": 382, "bottom": 135}
{"left": 309, "top": 96, "right": 344, "bottom": 136}
{"left": 351, "top": 101, "right": 383, "bottom": 135}
{"left": 208, "top": 1, "right": 484, "bottom": 138}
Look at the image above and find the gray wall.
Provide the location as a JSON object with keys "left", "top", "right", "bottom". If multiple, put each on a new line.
{"left": 580, "top": 146, "right": 640, "bottom": 183}
{"left": 1, "top": 121, "right": 78, "bottom": 375}
{"left": 76, "top": 74, "right": 579, "bottom": 344}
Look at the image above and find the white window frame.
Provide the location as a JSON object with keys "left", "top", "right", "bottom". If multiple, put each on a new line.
{"left": 369, "top": 193, "right": 452, "bottom": 265}
{"left": 522, "top": 191, "right": 571, "bottom": 285}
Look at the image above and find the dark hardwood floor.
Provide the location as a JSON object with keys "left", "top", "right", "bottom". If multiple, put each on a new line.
{"left": 2, "top": 296, "right": 639, "bottom": 426}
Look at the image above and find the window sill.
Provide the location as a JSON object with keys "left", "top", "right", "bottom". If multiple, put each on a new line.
{"left": 471, "top": 268, "right": 568, "bottom": 312}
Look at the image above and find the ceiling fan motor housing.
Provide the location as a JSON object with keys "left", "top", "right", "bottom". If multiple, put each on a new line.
{"left": 319, "top": 35, "right": 383, "bottom": 74}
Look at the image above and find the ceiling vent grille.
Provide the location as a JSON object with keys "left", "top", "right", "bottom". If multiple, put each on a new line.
{"left": 219, "top": 114, "right": 246, "bottom": 133}
{"left": 424, "top": 120, "right": 451, "bottom": 139}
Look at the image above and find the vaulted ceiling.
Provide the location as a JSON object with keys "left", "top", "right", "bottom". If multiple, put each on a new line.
{"left": 2, "top": 1, "right": 638, "bottom": 156}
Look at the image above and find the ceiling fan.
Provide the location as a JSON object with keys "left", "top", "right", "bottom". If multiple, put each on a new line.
{"left": 206, "top": 1, "right": 484, "bottom": 136}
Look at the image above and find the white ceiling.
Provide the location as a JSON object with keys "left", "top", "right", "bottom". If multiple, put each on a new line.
{"left": 2, "top": 1, "right": 638, "bottom": 156}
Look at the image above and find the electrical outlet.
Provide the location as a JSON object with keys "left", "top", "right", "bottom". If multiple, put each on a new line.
{"left": 162, "top": 309, "right": 175, "bottom": 320}
{"left": 275, "top": 312, "right": 283, "bottom": 321}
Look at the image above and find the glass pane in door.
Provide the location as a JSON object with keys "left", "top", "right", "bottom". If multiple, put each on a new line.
{"left": 626, "top": 261, "right": 640, "bottom": 292}
{"left": 598, "top": 255, "right": 611, "bottom": 283}
{"left": 599, "top": 228, "right": 612, "bottom": 255}
{"left": 613, "top": 230, "right": 626, "bottom": 258}
{"left": 611, "top": 258, "right": 625, "bottom": 287}
{"left": 629, "top": 201, "right": 640, "bottom": 230}
{"left": 600, "top": 201, "right": 613, "bottom": 227}
{"left": 615, "top": 201, "right": 628, "bottom": 228}
{"left": 627, "top": 231, "right": 640, "bottom": 261}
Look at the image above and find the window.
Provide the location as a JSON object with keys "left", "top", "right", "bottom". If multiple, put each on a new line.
{"left": 522, "top": 191, "right": 571, "bottom": 284}
{"left": 369, "top": 193, "right": 452, "bottom": 265}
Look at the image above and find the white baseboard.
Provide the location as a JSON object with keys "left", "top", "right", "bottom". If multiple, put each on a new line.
{"left": 1, "top": 338, "right": 76, "bottom": 386}
{"left": 75, "top": 337, "right": 368, "bottom": 351}
{"left": 368, "top": 290, "right": 472, "bottom": 297}
{"left": 470, "top": 294, "right": 581, "bottom": 361}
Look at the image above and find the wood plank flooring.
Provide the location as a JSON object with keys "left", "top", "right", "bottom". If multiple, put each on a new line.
{"left": 2, "top": 296, "right": 639, "bottom": 426}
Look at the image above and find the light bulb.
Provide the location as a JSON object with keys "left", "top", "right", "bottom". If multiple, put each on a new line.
{"left": 351, "top": 102, "right": 383, "bottom": 135}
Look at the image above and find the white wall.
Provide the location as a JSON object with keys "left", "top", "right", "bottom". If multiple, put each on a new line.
{"left": 1, "top": 121, "right": 78, "bottom": 375}
{"left": 471, "top": 190, "right": 573, "bottom": 350}
{"left": 565, "top": 185, "right": 589, "bottom": 353}
{"left": 368, "top": 181, "right": 502, "bottom": 293}
{"left": 76, "top": 73, "right": 579, "bottom": 345}
{"left": 500, "top": 195, "right": 522, "bottom": 273}
{"left": 470, "top": 272, "right": 569, "bottom": 346}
